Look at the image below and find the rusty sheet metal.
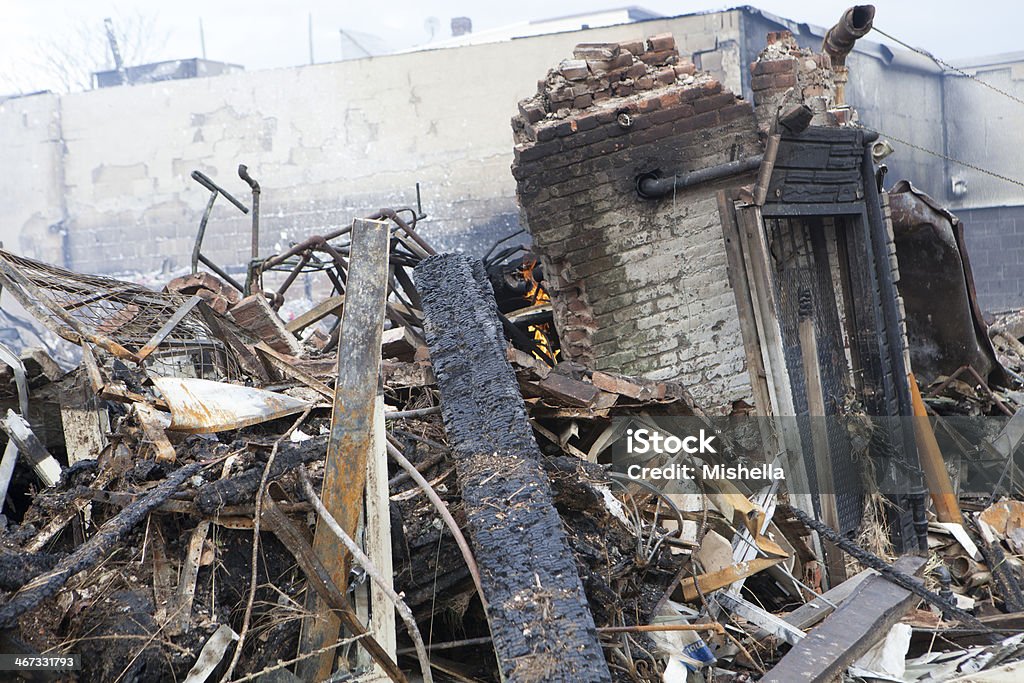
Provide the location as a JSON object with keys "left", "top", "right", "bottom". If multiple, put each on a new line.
{"left": 889, "top": 180, "right": 1005, "bottom": 385}
{"left": 152, "top": 376, "right": 309, "bottom": 433}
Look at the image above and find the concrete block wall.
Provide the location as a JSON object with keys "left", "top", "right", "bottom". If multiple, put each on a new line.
{"left": 0, "top": 94, "right": 65, "bottom": 262}
{"left": 959, "top": 205, "right": 1024, "bottom": 313}
{"left": 511, "top": 35, "right": 761, "bottom": 412}
{"left": 0, "top": 11, "right": 745, "bottom": 280}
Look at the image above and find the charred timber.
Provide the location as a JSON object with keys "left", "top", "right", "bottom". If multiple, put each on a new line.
{"left": 415, "top": 254, "right": 611, "bottom": 683}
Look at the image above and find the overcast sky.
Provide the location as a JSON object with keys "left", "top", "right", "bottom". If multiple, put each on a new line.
{"left": 0, "top": 1, "right": 1019, "bottom": 92}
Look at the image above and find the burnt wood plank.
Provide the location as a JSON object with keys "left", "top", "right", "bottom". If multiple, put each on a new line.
{"left": 415, "top": 254, "right": 611, "bottom": 683}
{"left": 760, "top": 555, "right": 926, "bottom": 683}
{"left": 298, "top": 218, "right": 390, "bottom": 680}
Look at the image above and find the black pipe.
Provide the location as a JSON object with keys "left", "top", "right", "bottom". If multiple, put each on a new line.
{"left": 861, "top": 131, "right": 929, "bottom": 552}
{"left": 637, "top": 155, "right": 764, "bottom": 199}
{"left": 238, "top": 165, "right": 261, "bottom": 261}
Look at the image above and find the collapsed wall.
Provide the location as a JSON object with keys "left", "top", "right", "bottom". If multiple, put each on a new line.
{"left": 512, "top": 36, "right": 761, "bottom": 411}
{"left": 510, "top": 36, "right": 761, "bottom": 412}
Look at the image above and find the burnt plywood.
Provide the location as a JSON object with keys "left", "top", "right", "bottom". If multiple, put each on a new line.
{"left": 767, "top": 127, "right": 865, "bottom": 205}
{"left": 761, "top": 555, "right": 926, "bottom": 683}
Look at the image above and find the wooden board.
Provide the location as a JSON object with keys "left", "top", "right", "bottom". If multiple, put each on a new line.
{"left": 761, "top": 555, "right": 926, "bottom": 683}
{"left": 297, "top": 218, "right": 390, "bottom": 681}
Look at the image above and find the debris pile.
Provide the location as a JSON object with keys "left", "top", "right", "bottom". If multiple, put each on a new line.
{"left": 2, "top": 7, "right": 1024, "bottom": 683}
{"left": 2, "top": 202, "right": 1024, "bottom": 682}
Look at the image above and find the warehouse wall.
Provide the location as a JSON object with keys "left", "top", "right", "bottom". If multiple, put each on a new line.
{"left": 0, "top": 11, "right": 742, "bottom": 277}
{"left": 944, "top": 59, "right": 1024, "bottom": 313}
{"left": 0, "top": 93, "right": 66, "bottom": 263}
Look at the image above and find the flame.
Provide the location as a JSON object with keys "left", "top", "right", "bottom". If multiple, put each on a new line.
{"left": 519, "top": 256, "right": 557, "bottom": 361}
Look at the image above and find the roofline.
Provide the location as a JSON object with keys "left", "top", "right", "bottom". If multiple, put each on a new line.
{"left": 526, "top": 6, "right": 662, "bottom": 25}
{"left": 950, "top": 51, "right": 1024, "bottom": 69}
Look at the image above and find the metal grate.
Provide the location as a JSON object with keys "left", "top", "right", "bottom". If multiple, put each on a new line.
{"left": 766, "top": 216, "right": 864, "bottom": 536}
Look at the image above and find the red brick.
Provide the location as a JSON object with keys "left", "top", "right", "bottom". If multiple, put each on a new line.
{"left": 659, "top": 91, "right": 682, "bottom": 108}
{"left": 719, "top": 102, "right": 753, "bottom": 123}
{"left": 638, "top": 95, "right": 662, "bottom": 113}
{"left": 649, "top": 103, "right": 693, "bottom": 125}
{"left": 656, "top": 67, "right": 676, "bottom": 84}
{"left": 593, "top": 90, "right": 611, "bottom": 102}
{"left": 774, "top": 72, "right": 797, "bottom": 88}
{"left": 611, "top": 52, "right": 634, "bottom": 69}
{"left": 673, "top": 110, "right": 720, "bottom": 133}
{"left": 639, "top": 50, "right": 676, "bottom": 65}
{"left": 673, "top": 62, "right": 697, "bottom": 77}
{"left": 648, "top": 33, "right": 675, "bottom": 52}
{"left": 518, "top": 101, "right": 546, "bottom": 123}
{"left": 679, "top": 85, "right": 705, "bottom": 102}
{"left": 618, "top": 40, "right": 645, "bottom": 56}
{"left": 553, "top": 120, "right": 574, "bottom": 137}
{"left": 693, "top": 92, "right": 737, "bottom": 114}
{"left": 701, "top": 80, "right": 722, "bottom": 96}
{"left": 751, "top": 58, "right": 797, "bottom": 76}
{"left": 573, "top": 43, "right": 619, "bottom": 60}
{"left": 573, "top": 94, "right": 593, "bottom": 109}
{"left": 558, "top": 59, "right": 590, "bottom": 80}
{"left": 611, "top": 82, "right": 634, "bottom": 97}
{"left": 514, "top": 142, "right": 557, "bottom": 164}
{"left": 560, "top": 125, "right": 608, "bottom": 150}
{"left": 636, "top": 75, "right": 654, "bottom": 90}
{"left": 629, "top": 121, "right": 677, "bottom": 145}
{"left": 625, "top": 63, "right": 648, "bottom": 79}
{"left": 575, "top": 112, "right": 600, "bottom": 131}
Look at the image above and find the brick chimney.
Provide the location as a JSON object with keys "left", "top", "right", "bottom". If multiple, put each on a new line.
{"left": 510, "top": 35, "right": 761, "bottom": 412}
{"left": 751, "top": 30, "right": 839, "bottom": 133}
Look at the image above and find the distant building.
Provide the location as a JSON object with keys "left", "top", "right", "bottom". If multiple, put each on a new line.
{"left": 92, "top": 58, "right": 243, "bottom": 88}
{"left": 402, "top": 7, "right": 663, "bottom": 51}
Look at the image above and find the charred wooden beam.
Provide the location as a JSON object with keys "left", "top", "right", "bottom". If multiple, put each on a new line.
{"left": 414, "top": 254, "right": 611, "bottom": 683}
{"left": 761, "top": 555, "right": 925, "bottom": 683}
{"left": 0, "top": 461, "right": 204, "bottom": 628}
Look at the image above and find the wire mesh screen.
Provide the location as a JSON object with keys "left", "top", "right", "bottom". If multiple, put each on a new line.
{"left": 0, "top": 250, "right": 243, "bottom": 380}
{"left": 765, "top": 217, "right": 864, "bottom": 536}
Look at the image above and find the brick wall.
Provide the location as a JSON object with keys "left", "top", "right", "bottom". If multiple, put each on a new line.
{"left": 510, "top": 35, "right": 761, "bottom": 412}
{"left": 750, "top": 31, "right": 837, "bottom": 135}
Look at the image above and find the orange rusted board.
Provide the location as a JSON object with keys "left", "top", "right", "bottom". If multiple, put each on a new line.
{"left": 297, "top": 218, "right": 390, "bottom": 680}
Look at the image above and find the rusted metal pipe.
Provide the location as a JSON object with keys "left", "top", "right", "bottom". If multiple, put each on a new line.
{"left": 238, "top": 165, "right": 261, "bottom": 261}
{"left": 822, "top": 5, "right": 875, "bottom": 68}
{"left": 823, "top": 5, "right": 875, "bottom": 106}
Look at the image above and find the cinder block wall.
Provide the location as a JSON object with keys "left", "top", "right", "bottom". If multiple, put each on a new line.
{"left": 510, "top": 36, "right": 761, "bottom": 412}
{"left": 0, "top": 12, "right": 744, "bottom": 277}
